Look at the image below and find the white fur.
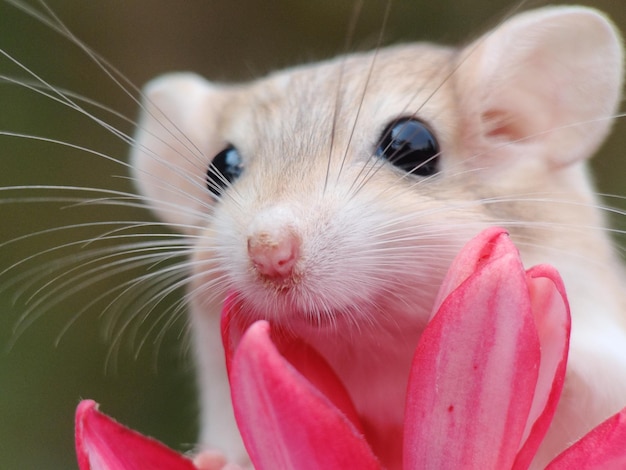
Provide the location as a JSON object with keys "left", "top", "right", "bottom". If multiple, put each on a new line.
{"left": 132, "top": 6, "right": 626, "bottom": 469}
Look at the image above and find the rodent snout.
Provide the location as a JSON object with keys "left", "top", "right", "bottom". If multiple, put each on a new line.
{"left": 247, "top": 228, "right": 301, "bottom": 281}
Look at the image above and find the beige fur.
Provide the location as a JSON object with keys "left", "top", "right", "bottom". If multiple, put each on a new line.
{"left": 132, "top": 6, "right": 626, "bottom": 469}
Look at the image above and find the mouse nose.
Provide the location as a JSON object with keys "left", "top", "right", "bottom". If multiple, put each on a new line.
{"left": 247, "top": 228, "right": 301, "bottom": 280}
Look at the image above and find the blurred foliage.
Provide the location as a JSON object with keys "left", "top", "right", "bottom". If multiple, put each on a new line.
{"left": 0, "top": 1, "right": 624, "bottom": 468}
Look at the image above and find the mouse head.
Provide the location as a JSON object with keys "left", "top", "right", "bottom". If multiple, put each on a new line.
{"left": 131, "top": 6, "right": 622, "bottom": 332}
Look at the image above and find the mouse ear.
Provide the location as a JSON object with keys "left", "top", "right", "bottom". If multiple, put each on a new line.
{"left": 455, "top": 6, "right": 623, "bottom": 169}
{"left": 131, "top": 73, "right": 231, "bottom": 233}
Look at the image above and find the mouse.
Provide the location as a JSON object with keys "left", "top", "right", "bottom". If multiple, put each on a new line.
{"left": 130, "top": 5, "right": 626, "bottom": 469}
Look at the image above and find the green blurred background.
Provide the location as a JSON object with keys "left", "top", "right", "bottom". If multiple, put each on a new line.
{"left": 0, "top": 1, "right": 624, "bottom": 468}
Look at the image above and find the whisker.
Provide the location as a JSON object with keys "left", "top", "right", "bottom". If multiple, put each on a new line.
{"left": 337, "top": 0, "right": 391, "bottom": 188}
{"left": 323, "top": 0, "right": 363, "bottom": 194}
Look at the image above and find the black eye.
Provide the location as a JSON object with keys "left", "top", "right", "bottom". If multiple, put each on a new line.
{"left": 207, "top": 144, "right": 244, "bottom": 197}
{"left": 376, "top": 118, "right": 440, "bottom": 176}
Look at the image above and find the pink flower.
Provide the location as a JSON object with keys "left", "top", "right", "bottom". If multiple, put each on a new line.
{"left": 222, "top": 227, "right": 626, "bottom": 469}
{"left": 75, "top": 227, "right": 626, "bottom": 469}
{"left": 403, "top": 227, "right": 570, "bottom": 469}
{"left": 75, "top": 400, "right": 197, "bottom": 470}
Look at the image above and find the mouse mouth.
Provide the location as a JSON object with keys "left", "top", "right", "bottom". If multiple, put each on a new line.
{"left": 221, "top": 289, "right": 364, "bottom": 333}
{"left": 220, "top": 291, "right": 306, "bottom": 352}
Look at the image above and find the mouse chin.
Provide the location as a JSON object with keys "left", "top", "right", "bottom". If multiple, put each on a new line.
{"left": 228, "top": 290, "right": 359, "bottom": 332}
{"left": 226, "top": 283, "right": 434, "bottom": 338}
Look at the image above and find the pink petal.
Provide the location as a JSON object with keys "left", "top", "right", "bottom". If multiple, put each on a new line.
{"left": 229, "top": 320, "right": 380, "bottom": 470}
{"left": 545, "top": 407, "right": 626, "bottom": 469}
{"left": 430, "top": 227, "right": 512, "bottom": 318}
{"left": 404, "top": 249, "right": 540, "bottom": 469}
{"left": 75, "top": 400, "right": 196, "bottom": 470}
{"left": 221, "top": 292, "right": 249, "bottom": 376}
{"left": 221, "top": 293, "right": 362, "bottom": 429}
{"left": 513, "top": 265, "right": 571, "bottom": 469}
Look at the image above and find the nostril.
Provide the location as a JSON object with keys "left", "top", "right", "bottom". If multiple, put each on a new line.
{"left": 247, "top": 229, "right": 301, "bottom": 279}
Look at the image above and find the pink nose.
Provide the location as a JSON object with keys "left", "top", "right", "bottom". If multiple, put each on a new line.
{"left": 247, "top": 229, "right": 300, "bottom": 279}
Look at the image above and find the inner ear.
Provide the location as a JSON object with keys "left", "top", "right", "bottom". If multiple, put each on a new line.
{"left": 456, "top": 6, "right": 623, "bottom": 168}
{"left": 481, "top": 109, "right": 527, "bottom": 142}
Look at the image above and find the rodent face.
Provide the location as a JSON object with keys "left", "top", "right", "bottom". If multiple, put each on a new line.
{"left": 187, "top": 45, "right": 486, "bottom": 334}
{"left": 132, "top": 7, "right": 623, "bottom": 337}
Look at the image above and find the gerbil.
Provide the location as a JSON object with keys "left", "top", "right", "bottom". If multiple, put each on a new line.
{"left": 130, "top": 5, "right": 626, "bottom": 468}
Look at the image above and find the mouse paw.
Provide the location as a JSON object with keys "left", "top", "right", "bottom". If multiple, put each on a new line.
{"left": 193, "top": 450, "right": 246, "bottom": 470}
